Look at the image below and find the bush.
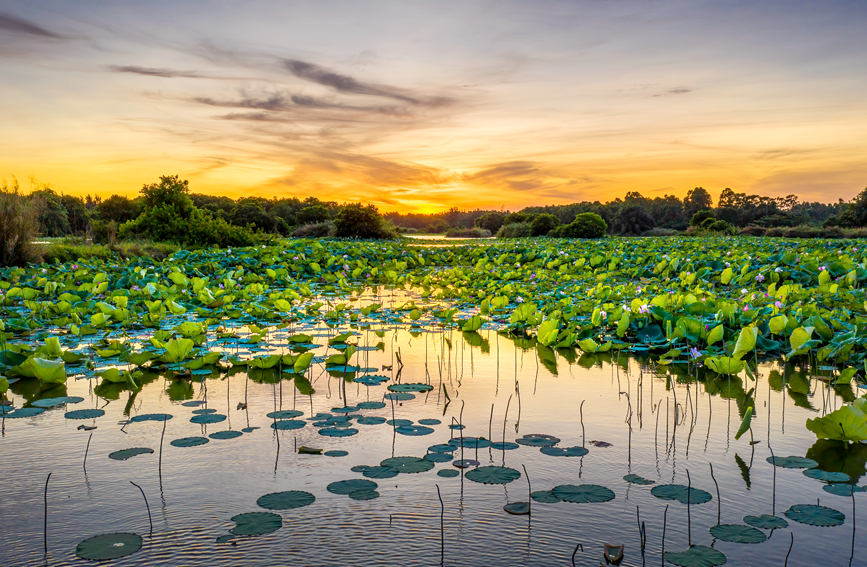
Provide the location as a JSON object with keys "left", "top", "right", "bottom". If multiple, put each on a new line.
{"left": 445, "top": 227, "right": 491, "bottom": 238}
{"left": 475, "top": 212, "right": 506, "bottom": 234}
{"left": 612, "top": 206, "right": 655, "bottom": 235}
{"left": 690, "top": 209, "right": 715, "bottom": 226}
{"left": 708, "top": 219, "right": 737, "bottom": 234}
{"left": 91, "top": 219, "right": 118, "bottom": 244}
{"left": 553, "top": 212, "right": 608, "bottom": 238}
{"left": 740, "top": 225, "right": 767, "bottom": 236}
{"left": 334, "top": 204, "right": 396, "bottom": 239}
{"left": 0, "top": 183, "right": 39, "bottom": 266}
{"left": 292, "top": 221, "right": 336, "bottom": 237}
{"left": 530, "top": 213, "right": 559, "bottom": 236}
{"left": 496, "top": 222, "right": 533, "bottom": 238}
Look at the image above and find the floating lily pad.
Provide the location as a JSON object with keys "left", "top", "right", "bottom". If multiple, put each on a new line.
{"left": 266, "top": 410, "right": 303, "bottom": 419}
{"left": 465, "top": 465, "right": 521, "bottom": 485}
{"left": 823, "top": 484, "right": 867, "bottom": 497}
{"left": 191, "top": 408, "right": 217, "bottom": 414}
{"left": 744, "top": 514, "right": 789, "bottom": 529}
{"left": 664, "top": 545, "right": 727, "bottom": 567}
{"left": 424, "top": 452, "right": 453, "bottom": 463}
{"left": 76, "top": 533, "right": 142, "bottom": 560}
{"left": 418, "top": 418, "right": 441, "bottom": 425}
{"left": 351, "top": 465, "right": 370, "bottom": 473}
{"left": 327, "top": 479, "right": 378, "bottom": 495}
{"left": 2, "top": 407, "right": 45, "bottom": 418}
{"left": 491, "top": 441, "right": 519, "bottom": 450}
{"left": 504, "top": 502, "right": 530, "bottom": 515}
{"left": 325, "top": 450, "right": 348, "bottom": 457}
{"left": 382, "top": 456, "right": 435, "bottom": 474}
{"left": 190, "top": 413, "right": 226, "bottom": 424}
{"left": 428, "top": 443, "right": 454, "bottom": 453}
{"left": 766, "top": 456, "right": 818, "bottom": 469}
{"left": 65, "top": 409, "right": 104, "bottom": 420}
{"left": 387, "top": 383, "right": 433, "bottom": 393}
{"left": 170, "top": 436, "right": 209, "bottom": 448}
{"left": 363, "top": 466, "right": 399, "bottom": 479}
{"left": 384, "top": 392, "right": 415, "bottom": 401}
{"left": 181, "top": 400, "right": 206, "bottom": 407}
{"left": 356, "top": 416, "right": 386, "bottom": 425}
{"left": 709, "top": 524, "right": 767, "bottom": 543}
{"left": 210, "top": 430, "right": 243, "bottom": 440}
{"left": 331, "top": 406, "right": 358, "bottom": 414}
{"left": 448, "top": 424, "right": 466, "bottom": 430}
{"left": 530, "top": 490, "right": 560, "bottom": 503}
{"left": 624, "top": 474, "right": 655, "bottom": 485}
{"left": 241, "top": 426, "right": 259, "bottom": 433}
{"left": 270, "top": 420, "right": 306, "bottom": 430}
{"left": 541, "top": 445, "right": 588, "bottom": 457}
{"left": 551, "top": 484, "right": 615, "bottom": 503}
{"left": 785, "top": 504, "right": 845, "bottom": 526}
{"left": 256, "top": 490, "right": 315, "bottom": 510}
{"left": 437, "top": 469, "right": 460, "bottom": 478}
{"left": 349, "top": 490, "right": 380, "bottom": 500}
{"left": 516, "top": 433, "right": 560, "bottom": 447}
{"left": 396, "top": 424, "right": 435, "bottom": 436}
{"left": 128, "top": 413, "right": 173, "bottom": 423}
{"left": 449, "top": 436, "right": 491, "bottom": 449}
{"left": 108, "top": 447, "right": 154, "bottom": 461}
{"left": 651, "top": 484, "right": 712, "bottom": 505}
{"left": 803, "top": 469, "right": 850, "bottom": 482}
{"left": 452, "top": 459, "right": 480, "bottom": 468}
{"left": 32, "top": 396, "right": 84, "bottom": 408}
{"left": 386, "top": 418, "right": 413, "bottom": 427}
{"left": 357, "top": 401, "right": 386, "bottom": 410}
{"left": 354, "top": 375, "right": 389, "bottom": 386}
{"left": 229, "top": 512, "right": 282, "bottom": 536}
{"left": 319, "top": 427, "right": 358, "bottom": 437}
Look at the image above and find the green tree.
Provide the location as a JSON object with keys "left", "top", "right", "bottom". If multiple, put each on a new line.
{"left": 96, "top": 195, "right": 141, "bottom": 223}
{"left": 334, "top": 204, "right": 395, "bottom": 239}
{"left": 475, "top": 211, "right": 506, "bottom": 233}
{"left": 683, "top": 187, "right": 713, "bottom": 218}
{"left": 530, "top": 213, "right": 559, "bottom": 236}
{"left": 31, "top": 189, "right": 70, "bottom": 236}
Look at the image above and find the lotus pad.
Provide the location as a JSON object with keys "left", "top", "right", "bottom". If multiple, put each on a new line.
{"left": 449, "top": 436, "right": 491, "bottom": 449}
{"left": 170, "top": 436, "right": 209, "bottom": 448}
{"left": 318, "top": 427, "right": 358, "bottom": 437}
{"left": 192, "top": 408, "right": 217, "bottom": 414}
{"left": 396, "top": 424, "right": 435, "bottom": 436}
{"left": 210, "top": 430, "right": 243, "bottom": 440}
{"left": 540, "top": 445, "right": 588, "bottom": 457}
{"left": 325, "top": 450, "right": 348, "bottom": 457}
{"left": 504, "top": 502, "right": 530, "bottom": 515}
{"left": 530, "top": 490, "right": 560, "bottom": 503}
{"left": 229, "top": 512, "right": 282, "bottom": 536}
{"left": 823, "top": 484, "right": 867, "bottom": 497}
{"left": 418, "top": 418, "right": 441, "bottom": 425}
{"left": 551, "top": 484, "right": 615, "bottom": 503}
{"left": 357, "top": 401, "right": 386, "bottom": 409}
{"left": 108, "top": 447, "right": 154, "bottom": 460}
{"left": 271, "top": 420, "right": 306, "bottom": 430}
{"left": 452, "top": 459, "right": 480, "bottom": 468}
{"left": 744, "top": 514, "right": 789, "bottom": 529}
{"left": 803, "top": 469, "right": 850, "bottom": 482}
{"left": 424, "top": 452, "right": 453, "bottom": 463}
{"left": 386, "top": 418, "right": 413, "bottom": 427}
{"left": 437, "top": 469, "right": 460, "bottom": 478}
{"left": 465, "top": 465, "right": 521, "bottom": 485}
{"left": 381, "top": 456, "right": 435, "bottom": 474}
{"left": 766, "top": 456, "right": 818, "bottom": 469}
{"left": 784, "top": 504, "right": 845, "bottom": 526}
{"left": 516, "top": 433, "right": 560, "bottom": 447}
{"left": 181, "top": 400, "right": 206, "bottom": 407}
{"left": 664, "top": 545, "right": 727, "bottom": 567}
{"left": 331, "top": 406, "right": 358, "bottom": 414}
{"left": 257, "top": 490, "right": 315, "bottom": 510}
{"left": 266, "top": 410, "right": 303, "bottom": 419}
{"left": 65, "top": 409, "right": 104, "bottom": 419}
{"left": 623, "top": 474, "right": 655, "bottom": 485}
{"left": 387, "top": 383, "right": 433, "bottom": 393}
{"left": 129, "top": 413, "right": 173, "bottom": 423}
{"left": 428, "top": 443, "right": 454, "bottom": 453}
{"left": 709, "top": 524, "right": 766, "bottom": 543}
{"left": 2, "top": 407, "right": 45, "bottom": 418}
{"left": 491, "top": 441, "right": 519, "bottom": 450}
{"left": 76, "top": 533, "right": 142, "bottom": 560}
{"left": 362, "top": 466, "right": 399, "bottom": 479}
{"left": 349, "top": 490, "right": 380, "bottom": 500}
{"left": 327, "top": 479, "right": 378, "bottom": 495}
{"left": 384, "top": 392, "right": 414, "bottom": 401}
{"left": 32, "top": 396, "right": 84, "bottom": 408}
{"left": 357, "top": 416, "right": 386, "bottom": 425}
{"left": 190, "top": 413, "right": 226, "bottom": 424}
{"left": 651, "top": 484, "right": 712, "bottom": 505}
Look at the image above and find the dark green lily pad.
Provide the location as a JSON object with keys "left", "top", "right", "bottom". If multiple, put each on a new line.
{"left": 396, "top": 424, "right": 435, "bottom": 436}
{"left": 256, "top": 490, "right": 315, "bottom": 510}
{"left": 387, "top": 383, "right": 433, "bottom": 393}
{"left": 386, "top": 418, "right": 413, "bottom": 427}
{"left": 210, "top": 430, "right": 243, "bottom": 440}
{"left": 452, "top": 459, "right": 480, "bottom": 468}
{"left": 823, "top": 484, "right": 867, "bottom": 497}
{"left": 363, "top": 466, "right": 399, "bottom": 479}
{"left": 190, "top": 413, "right": 226, "bottom": 424}
{"left": 383, "top": 392, "right": 415, "bottom": 401}
{"left": 325, "top": 450, "right": 348, "bottom": 457}
{"left": 767, "top": 456, "right": 818, "bottom": 469}
{"left": 448, "top": 436, "right": 491, "bottom": 449}
{"left": 2, "top": 407, "right": 45, "bottom": 418}
{"left": 349, "top": 490, "right": 380, "bottom": 500}
{"left": 504, "top": 502, "right": 530, "bottom": 515}
{"left": 129, "top": 413, "right": 173, "bottom": 423}
{"left": 192, "top": 408, "right": 217, "bottom": 414}
{"left": 357, "top": 416, "right": 386, "bottom": 425}
{"left": 428, "top": 443, "right": 454, "bottom": 453}
{"left": 437, "top": 469, "right": 460, "bottom": 478}
{"left": 351, "top": 465, "right": 370, "bottom": 473}
{"left": 418, "top": 418, "right": 441, "bottom": 425}
{"left": 651, "top": 484, "right": 712, "bottom": 505}
{"left": 32, "top": 396, "right": 84, "bottom": 408}
{"left": 664, "top": 545, "right": 727, "bottom": 567}
{"left": 76, "top": 532, "right": 142, "bottom": 560}
{"left": 744, "top": 514, "right": 789, "bottom": 529}
{"left": 530, "top": 490, "right": 560, "bottom": 503}
{"left": 381, "top": 456, "right": 434, "bottom": 474}
{"left": 65, "top": 409, "right": 104, "bottom": 420}
{"left": 551, "top": 484, "right": 615, "bottom": 503}
{"left": 357, "top": 401, "right": 386, "bottom": 409}
{"left": 318, "top": 427, "right": 358, "bottom": 437}
{"left": 108, "top": 447, "right": 154, "bottom": 461}
{"left": 170, "top": 436, "right": 209, "bottom": 448}
{"left": 241, "top": 426, "right": 258, "bottom": 433}
{"left": 491, "top": 441, "right": 519, "bottom": 450}
{"left": 803, "top": 469, "right": 850, "bottom": 482}
{"left": 327, "top": 479, "right": 377, "bottom": 495}
{"left": 541, "top": 445, "right": 588, "bottom": 457}
{"left": 331, "top": 406, "right": 358, "bottom": 414}
{"left": 516, "top": 433, "right": 560, "bottom": 447}
{"left": 784, "top": 504, "right": 845, "bottom": 526}
{"left": 181, "top": 400, "right": 206, "bottom": 407}
{"left": 709, "top": 524, "right": 767, "bottom": 543}
{"left": 424, "top": 452, "right": 453, "bottom": 463}
{"left": 270, "top": 420, "right": 306, "bottom": 430}
{"left": 266, "top": 410, "right": 303, "bottom": 419}
{"left": 229, "top": 512, "right": 282, "bottom": 536}
{"left": 624, "top": 474, "right": 655, "bottom": 485}
{"left": 465, "top": 465, "right": 521, "bottom": 485}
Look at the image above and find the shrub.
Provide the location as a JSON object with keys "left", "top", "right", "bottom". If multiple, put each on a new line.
{"left": 91, "top": 219, "right": 118, "bottom": 245}
{"left": 496, "top": 222, "right": 533, "bottom": 238}
{"left": 740, "top": 225, "right": 767, "bottom": 236}
{"left": 530, "top": 213, "right": 559, "bottom": 236}
{"left": 612, "top": 206, "right": 655, "bottom": 235}
{"left": 690, "top": 209, "right": 715, "bottom": 226}
{"left": 445, "top": 227, "right": 491, "bottom": 238}
{"left": 475, "top": 212, "right": 506, "bottom": 234}
{"left": 553, "top": 212, "right": 608, "bottom": 238}
{"left": 708, "top": 219, "right": 737, "bottom": 234}
{"left": 334, "top": 204, "right": 396, "bottom": 239}
{"left": 0, "top": 183, "right": 39, "bottom": 266}
{"left": 292, "top": 221, "right": 336, "bottom": 237}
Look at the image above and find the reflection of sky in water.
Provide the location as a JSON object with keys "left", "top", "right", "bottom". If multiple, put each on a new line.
{"left": 0, "top": 322, "right": 862, "bottom": 566}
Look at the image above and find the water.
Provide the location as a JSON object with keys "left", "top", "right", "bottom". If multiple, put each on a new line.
{"left": 0, "top": 323, "right": 863, "bottom": 566}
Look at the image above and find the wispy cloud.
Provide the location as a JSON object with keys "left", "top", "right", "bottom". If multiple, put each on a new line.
{"left": 108, "top": 65, "right": 204, "bottom": 78}
{"left": 0, "top": 11, "right": 65, "bottom": 40}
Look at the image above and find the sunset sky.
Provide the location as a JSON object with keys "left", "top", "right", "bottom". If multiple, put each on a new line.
{"left": 1, "top": 1, "right": 866, "bottom": 213}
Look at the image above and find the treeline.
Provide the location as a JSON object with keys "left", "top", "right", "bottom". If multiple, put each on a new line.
{"left": 386, "top": 187, "right": 867, "bottom": 237}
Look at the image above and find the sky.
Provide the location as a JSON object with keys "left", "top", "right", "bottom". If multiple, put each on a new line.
{"left": 1, "top": 1, "right": 866, "bottom": 213}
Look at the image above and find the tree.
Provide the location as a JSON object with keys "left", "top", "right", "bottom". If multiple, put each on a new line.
{"left": 140, "top": 175, "right": 194, "bottom": 217}
{"left": 334, "top": 204, "right": 395, "bottom": 239}
{"left": 834, "top": 187, "right": 867, "bottom": 227}
{"left": 31, "top": 189, "right": 70, "bottom": 236}
{"left": 554, "top": 212, "right": 607, "bottom": 238}
{"left": 530, "top": 213, "right": 559, "bottom": 236}
{"left": 96, "top": 195, "right": 140, "bottom": 223}
{"left": 296, "top": 204, "right": 331, "bottom": 225}
{"left": 612, "top": 206, "right": 655, "bottom": 235}
{"left": 60, "top": 195, "right": 89, "bottom": 235}
{"left": 683, "top": 187, "right": 712, "bottom": 218}
{"left": 475, "top": 211, "right": 506, "bottom": 234}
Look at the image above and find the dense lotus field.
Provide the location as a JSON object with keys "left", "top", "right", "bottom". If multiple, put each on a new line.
{"left": 1, "top": 236, "right": 866, "bottom": 565}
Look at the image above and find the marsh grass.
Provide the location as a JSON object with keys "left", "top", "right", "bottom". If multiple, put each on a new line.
{"left": 0, "top": 181, "right": 39, "bottom": 266}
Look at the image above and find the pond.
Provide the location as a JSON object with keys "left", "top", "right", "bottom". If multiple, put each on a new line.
{"left": 0, "top": 320, "right": 862, "bottom": 566}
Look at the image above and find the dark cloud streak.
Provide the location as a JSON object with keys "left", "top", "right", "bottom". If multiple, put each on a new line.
{"left": 0, "top": 11, "right": 65, "bottom": 39}
{"left": 109, "top": 65, "right": 204, "bottom": 78}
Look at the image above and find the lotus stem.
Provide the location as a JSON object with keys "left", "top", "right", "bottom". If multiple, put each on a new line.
{"left": 129, "top": 481, "right": 153, "bottom": 537}
{"left": 768, "top": 442, "right": 776, "bottom": 515}
{"left": 436, "top": 483, "right": 444, "bottom": 565}
{"left": 83, "top": 431, "right": 93, "bottom": 472}
{"left": 709, "top": 462, "right": 720, "bottom": 525}
{"left": 661, "top": 504, "right": 668, "bottom": 567}
{"left": 43, "top": 472, "right": 51, "bottom": 555}
{"left": 686, "top": 468, "right": 692, "bottom": 546}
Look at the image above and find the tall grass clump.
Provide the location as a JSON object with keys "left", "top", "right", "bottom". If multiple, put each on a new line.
{"left": 0, "top": 181, "right": 39, "bottom": 266}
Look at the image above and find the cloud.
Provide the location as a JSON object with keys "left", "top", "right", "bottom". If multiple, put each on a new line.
{"left": 652, "top": 86, "right": 693, "bottom": 97}
{"left": 464, "top": 161, "right": 545, "bottom": 192}
{"left": 108, "top": 65, "right": 204, "bottom": 78}
{"left": 195, "top": 93, "right": 291, "bottom": 111}
{"left": 0, "top": 11, "right": 65, "bottom": 39}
